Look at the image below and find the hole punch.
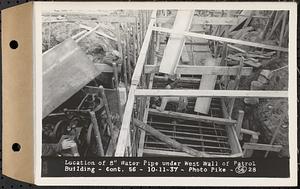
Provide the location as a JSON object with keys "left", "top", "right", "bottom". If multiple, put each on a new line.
{"left": 12, "top": 143, "right": 21, "bottom": 152}
{"left": 9, "top": 40, "right": 18, "bottom": 49}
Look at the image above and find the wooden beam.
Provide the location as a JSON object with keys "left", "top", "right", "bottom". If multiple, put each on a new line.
{"left": 241, "top": 128, "right": 260, "bottom": 136}
{"left": 133, "top": 119, "right": 210, "bottom": 157}
{"left": 148, "top": 109, "right": 237, "bottom": 125}
{"left": 181, "top": 46, "right": 190, "bottom": 63}
{"left": 157, "top": 16, "right": 239, "bottom": 25}
{"left": 89, "top": 111, "right": 104, "bottom": 156}
{"left": 114, "top": 85, "right": 137, "bottom": 156}
{"left": 152, "top": 26, "right": 288, "bottom": 52}
{"left": 75, "top": 24, "right": 101, "bottom": 43}
{"left": 143, "top": 149, "right": 193, "bottom": 157}
{"left": 194, "top": 58, "right": 219, "bottom": 114}
{"left": 159, "top": 10, "right": 194, "bottom": 74}
{"left": 79, "top": 24, "right": 117, "bottom": 41}
{"left": 144, "top": 65, "right": 253, "bottom": 75}
{"left": 134, "top": 89, "right": 288, "bottom": 98}
{"left": 94, "top": 63, "right": 120, "bottom": 73}
{"left": 236, "top": 110, "right": 245, "bottom": 140}
{"left": 243, "top": 143, "right": 282, "bottom": 152}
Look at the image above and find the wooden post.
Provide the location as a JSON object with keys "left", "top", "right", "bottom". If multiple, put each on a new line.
{"left": 132, "top": 26, "right": 137, "bottom": 66}
{"left": 243, "top": 133, "right": 259, "bottom": 157}
{"left": 278, "top": 11, "right": 288, "bottom": 57}
{"left": 89, "top": 111, "right": 104, "bottom": 156}
{"left": 126, "top": 26, "right": 132, "bottom": 82}
{"left": 133, "top": 119, "right": 209, "bottom": 157}
{"left": 112, "top": 63, "right": 123, "bottom": 120}
{"left": 266, "top": 12, "right": 284, "bottom": 41}
{"left": 148, "top": 108, "right": 237, "bottom": 125}
{"left": 236, "top": 110, "right": 244, "bottom": 140}
{"left": 264, "top": 120, "right": 282, "bottom": 158}
{"left": 260, "top": 11, "right": 276, "bottom": 40}
{"left": 228, "top": 57, "right": 244, "bottom": 116}
{"left": 99, "top": 86, "right": 113, "bottom": 136}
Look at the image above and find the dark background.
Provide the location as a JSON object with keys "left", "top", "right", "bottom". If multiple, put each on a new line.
{"left": 0, "top": 0, "right": 298, "bottom": 188}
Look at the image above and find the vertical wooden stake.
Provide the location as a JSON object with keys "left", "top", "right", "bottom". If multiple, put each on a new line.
{"left": 89, "top": 111, "right": 104, "bottom": 156}
{"left": 126, "top": 26, "right": 132, "bottom": 82}
{"left": 135, "top": 17, "right": 140, "bottom": 54}
{"left": 236, "top": 110, "right": 244, "bottom": 140}
{"left": 277, "top": 11, "right": 288, "bottom": 57}
{"left": 228, "top": 57, "right": 244, "bottom": 117}
{"left": 99, "top": 85, "right": 114, "bottom": 137}
{"left": 113, "top": 63, "right": 123, "bottom": 120}
{"left": 132, "top": 26, "right": 137, "bottom": 66}
{"left": 264, "top": 120, "right": 282, "bottom": 158}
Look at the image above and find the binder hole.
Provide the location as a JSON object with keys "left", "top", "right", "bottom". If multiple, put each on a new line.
{"left": 9, "top": 40, "right": 18, "bottom": 49}
{"left": 12, "top": 143, "right": 21, "bottom": 152}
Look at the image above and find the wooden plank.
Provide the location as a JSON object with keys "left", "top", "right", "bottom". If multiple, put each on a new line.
{"left": 134, "top": 89, "right": 288, "bottom": 98}
{"left": 134, "top": 119, "right": 210, "bottom": 157}
{"left": 191, "top": 45, "right": 211, "bottom": 52}
{"left": 143, "top": 149, "right": 193, "bottom": 157}
{"left": 159, "top": 10, "right": 194, "bottom": 74}
{"left": 236, "top": 110, "right": 245, "bottom": 140}
{"left": 144, "top": 149, "right": 234, "bottom": 157}
{"left": 181, "top": 46, "right": 190, "bottom": 63}
{"left": 94, "top": 63, "right": 121, "bottom": 73}
{"left": 148, "top": 109, "right": 237, "bottom": 125}
{"left": 228, "top": 58, "right": 245, "bottom": 116}
{"left": 229, "top": 10, "right": 252, "bottom": 32}
{"left": 157, "top": 16, "right": 239, "bottom": 25}
{"left": 227, "top": 54, "right": 262, "bottom": 68}
{"left": 79, "top": 24, "right": 117, "bottom": 41}
{"left": 227, "top": 44, "right": 247, "bottom": 53}
{"left": 147, "top": 130, "right": 229, "bottom": 144}
{"left": 194, "top": 58, "right": 218, "bottom": 114}
{"left": 243, "top": 143, "right": 282, "bottom": 152}
{"left": 226, "top": 125, "right": 243, "bottom": 156}
{"left": 144, "top": 65, "right": 253, "bottom": 75}
{"left": 152, "top": 26, "right": 288, "bottom": 52}
{"left": 114, "top": 85, "right": 137, "bottom": 156}
{"left": 89, "top": 111, "right": 105, "bottom": 156}
{"left": 75, "top": 24, "right": 101, "bottom": 42}
{"left": 220, "top": 97, "right": 243, "bottom": 156}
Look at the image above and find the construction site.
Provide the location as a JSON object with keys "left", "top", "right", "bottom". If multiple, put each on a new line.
{"left": 41, "top": 9, "right": 289, "bottom": 158}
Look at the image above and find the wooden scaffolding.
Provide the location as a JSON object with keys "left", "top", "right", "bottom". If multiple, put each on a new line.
{"left": 112, "top": 10, "right": 288, "bottom": 157}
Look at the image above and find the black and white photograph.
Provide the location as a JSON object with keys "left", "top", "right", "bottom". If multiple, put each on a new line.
{"left": 35, "top": 2, "right": 297, "bottom": 186}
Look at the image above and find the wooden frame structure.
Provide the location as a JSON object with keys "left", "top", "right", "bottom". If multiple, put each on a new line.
{"left": 113, "top": 10, "right": 288, "bottom": 157}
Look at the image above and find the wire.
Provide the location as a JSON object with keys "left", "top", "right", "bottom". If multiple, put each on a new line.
{"left": 271, "top": 65, "right": 288, "bottom": 73}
